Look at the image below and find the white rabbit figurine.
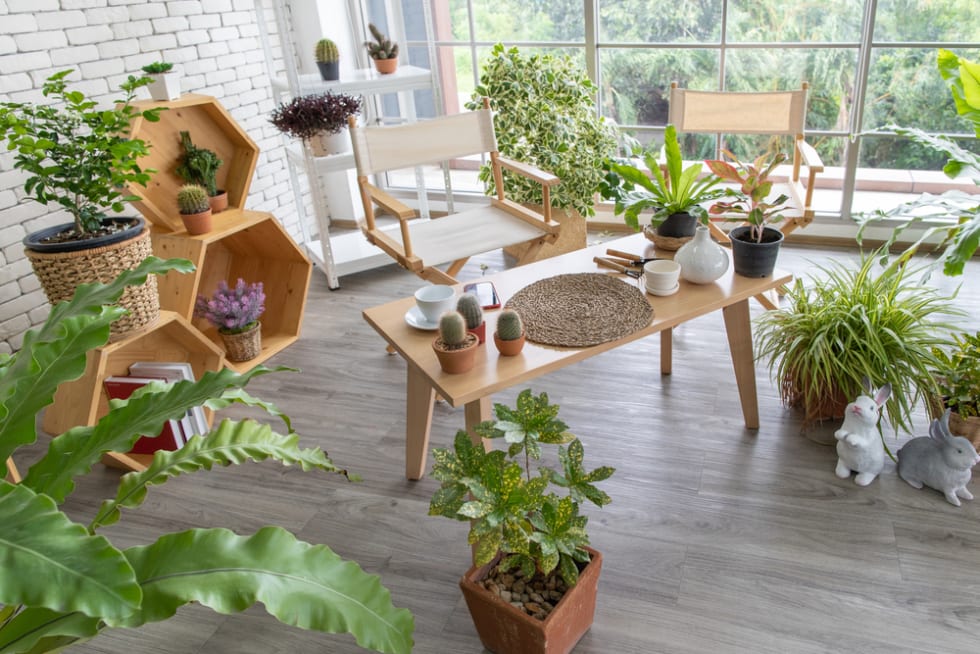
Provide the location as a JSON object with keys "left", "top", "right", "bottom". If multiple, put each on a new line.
{"left": 834, "top": 378, "right": 891, "bottom": 486}
{"left": 897, "top": 409, "right": 980, "bottom": 507}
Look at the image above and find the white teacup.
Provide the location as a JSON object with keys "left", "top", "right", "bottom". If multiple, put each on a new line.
{"left": 414, "top": 285, "right": 456, "bottom": 323}
{"left": 644, "top": 259, "right": 681, "bottom": 295}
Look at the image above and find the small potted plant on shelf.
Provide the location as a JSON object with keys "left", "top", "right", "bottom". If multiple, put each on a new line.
{"left": 176, "top": 184, "right": 212, "bottom": 235}
{"left": 315, "top": 38, "right": 340, "bottom": 81}
{"left": 493, "top": 309, "right": 525, "bottom": 356}
{"left": 175, "top": 131, "right": 228, "bottom": 213}
{"left": 141, "top": 60, "right": 180, "bottom": 101}
{"left": 269, "top": 92, "right": 361, "bottom": 156}
{"left": 930, "top": 330, "right": 980, "bottom": 450}
{"left": 194, "top": 278, "right": 266, "bottom": 363}
{"left": 364, "top": 23, "right": 398, "bottom": 74}
{"left": 705, "top": 150, "right": 791, "bottom": 277}
{"left": 0, "top": 69, "right": 165, "bottom": 338}
{"left": 456, "top": 293, "right": 485, "bottom": 344}
{"left": 432, "top": 311, "right": 479, "bottom": 374}
{"left": 601, "top": 124, "right": 726, "bottom": 247}
{"left": 428, "top": 389, "right": 614, "bottom": 654}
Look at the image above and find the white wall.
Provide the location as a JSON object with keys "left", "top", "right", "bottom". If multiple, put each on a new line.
{"left": 0, "top": 0, "right": 305, "bottom": 353}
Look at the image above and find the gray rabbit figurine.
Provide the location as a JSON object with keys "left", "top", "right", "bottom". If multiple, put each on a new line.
{"left": 897, "top": 409, "right": 980, "bottom": 506}
{"left": 834, "top": 378, "right": 891, "bottom": 486}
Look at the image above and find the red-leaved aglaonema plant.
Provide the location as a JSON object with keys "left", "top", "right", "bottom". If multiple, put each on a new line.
{"left": 705, "top": 150, "right": 790, "bottom": 243}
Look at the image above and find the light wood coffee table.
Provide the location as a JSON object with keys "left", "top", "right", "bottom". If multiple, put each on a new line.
{"left": 363, "top": 232, "right": 792, "bottom": 480}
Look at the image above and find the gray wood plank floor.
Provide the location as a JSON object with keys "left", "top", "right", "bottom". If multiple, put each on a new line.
{"left": 32, "top": 238, "right": 980, "bottom": 653}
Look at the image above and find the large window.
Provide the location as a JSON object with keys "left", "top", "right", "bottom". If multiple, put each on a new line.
{"left": 397, "top": 0, "right": 978, "bottom": 219}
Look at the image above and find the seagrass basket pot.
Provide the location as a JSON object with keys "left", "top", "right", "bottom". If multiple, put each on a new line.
{"left": 24, "top": 224, "right": 159, "bottom": 339}
{"left": 220, "top": 322, "right": 262, "bottom": 362}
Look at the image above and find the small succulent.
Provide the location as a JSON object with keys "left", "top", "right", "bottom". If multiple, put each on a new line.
{"left": 177, "top": 184, "right": 210, "bottom": 215}
{"left": 315, "top": 38, "right": 339, "bottom": 63}
{"left": 141, "top": 61, "right": 174, "bottom": 74}
{"left": 438, "top": 311, "right": 469, "bottom": 349}
{"left": 496, "top": 309, "right": 524, "bottom": 341}
{"left": 456, "top": 293, "right": 483, "bottom": 329}
{"left": 364, "top": 23, "right": 398, "bottom": 60}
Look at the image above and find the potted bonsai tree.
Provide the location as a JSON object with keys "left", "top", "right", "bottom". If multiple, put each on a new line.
{"left": 194, "top": 278, "right": 266, "bottom": 363}
{"left": 706, "top": 150, "right": 791, "bottom": 277}
{"left": 176, "top": 184, "right": 212, "bottom": 235}
{"left": 466, "top": 44, "right": 619, "bottom": 259}
{"left": 0, "top": 257, "right": 413, "bottom": 654}
{"left": 141, "top": 60, "right": 180, "bottom": 101}
{"left": 270, "top": 92, "right": 361, "bottom": 156}
{"left": 175, "top": 131, "right": 227, "bottom": 213}
{"left": 364, "top": 23, "right": 398, "bottom": 74}
{"left": 429, "top": 389, "right": 613, "bottom": 654}
{"left": 0, "top": 69, "right": 165, "bottom": 337}
{"left": 754, "top": 252, "right": 961, "bottom": 436}
{"left": 315, "top": 37, "right": 340, "bottom": 81}
{"left": 930, "top": 330, "right": 980, "bottom": 450}
{"left": 601, "top": 124, "right": 726, "bottom": 247}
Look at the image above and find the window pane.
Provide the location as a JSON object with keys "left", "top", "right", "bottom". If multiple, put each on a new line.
{"left": 727, "top": 0, "right": 863, "bottom": 42}
{"left": 874, "top": 0, "right": 980, "bottom": 42}
{"left": 598, "top": 0, "right": 722, "bottom": 43}
{"left": 457, "top": 0, "right": 584, "bottom": 43}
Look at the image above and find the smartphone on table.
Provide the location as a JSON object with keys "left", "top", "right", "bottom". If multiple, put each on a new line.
{"left": 463, "top": 281, "right": 501, "bottom": 309}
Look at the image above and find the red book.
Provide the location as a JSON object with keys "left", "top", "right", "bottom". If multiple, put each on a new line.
{"left": 103, "top": 376, "right": 184, "bottom": 454}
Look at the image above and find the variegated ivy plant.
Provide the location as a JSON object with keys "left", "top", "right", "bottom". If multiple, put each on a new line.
{"left": 0, "top": 257, "right": 413, "bottom": 654}
{"left": 428, "top": 389, "right": 614, "bottom": 586}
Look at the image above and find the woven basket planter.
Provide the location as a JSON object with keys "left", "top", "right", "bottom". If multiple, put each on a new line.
{"left": 220, "top": 322, "right": 262, "bottom": 362}
{"left": 24, "top": 225, "right": 159, "bottom": 339}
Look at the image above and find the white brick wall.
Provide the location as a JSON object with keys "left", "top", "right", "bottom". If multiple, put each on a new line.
{"left": 0, "top": 0, "right": 298, "bottom": 353}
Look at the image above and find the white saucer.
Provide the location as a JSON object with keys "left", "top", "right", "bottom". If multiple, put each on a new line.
{"left": 405, "top": 306, "right": 439, "bottom": 330}
{"left": 646, "top": 282, "right": 680, "bottom": 297}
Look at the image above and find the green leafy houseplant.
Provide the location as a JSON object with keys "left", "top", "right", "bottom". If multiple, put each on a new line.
{"left": 175, "top": 131, "right": 223, "bottom": 198}
{"left": 856, "top": 49, "right": 980, "bottom": 277}
{"left": 466, "top": 44, "right": 619, "bottom": 218}
{"left": 754, "top": 252, "right": 962, "bottom": 434}
{"left": 706, "top": 149, "right": 791, "bottom": 243}
{"left": 141, "top": 61, "right": 174, "bottom": 75}
{"left": 0, "top": 258, "right": 414, "bottom": 654}
{"left": 931, "top": 331, "right": 980, "bottom": 420}
{"left": 428, "top": 389, "right": 613, "bottom": 589}
{"left": 600, "top": 124, "right": 726, "bottom": 230}
{"left": 0, "top": 69, "right": 163, "bottom": 240}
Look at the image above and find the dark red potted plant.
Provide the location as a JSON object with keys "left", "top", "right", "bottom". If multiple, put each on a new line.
{"left": 269, "top": 92, "right": 361, "bottom": 156}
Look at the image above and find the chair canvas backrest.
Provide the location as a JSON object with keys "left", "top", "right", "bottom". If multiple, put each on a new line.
{"left": 668, "top": 86, "right": 808, "bottom": 136}
{"left": 350, "top": 109, "right": 498, "bottom": 176}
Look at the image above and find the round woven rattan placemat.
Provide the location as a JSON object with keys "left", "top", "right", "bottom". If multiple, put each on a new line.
{"left": 505, "top": 273, "right": 653, "bottom": 347}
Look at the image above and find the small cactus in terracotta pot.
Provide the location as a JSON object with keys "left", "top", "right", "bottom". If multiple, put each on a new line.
{"left": 433, "top": 310, "right": 478, "bottom": 374}
{"left": 494, "top": 309, "right": 525, "bottom": 356}
{"left": 176, "top": 183, "right": 212, "bottom": 235}
{"left": 456, "top": 292, "right": 486, "bottom": 344}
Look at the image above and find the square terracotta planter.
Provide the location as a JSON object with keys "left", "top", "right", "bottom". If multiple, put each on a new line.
{"left": 459, "top": 547, "right": 602, "bottom": 654}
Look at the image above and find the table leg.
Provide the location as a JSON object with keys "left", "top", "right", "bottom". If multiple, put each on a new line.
{"left": 660, "top": 328, "right": 673, "bottom": 375}
{"left": 464, "top": 396, "right": 493, "bottom": 452}
{"left": 723, "top": 299, "right": 759, "bottom": 429}
{"left": 406, "top": 364, "right": 437, "bottom": 480}
{"left": 5, "top": 457, "right": 20, "bottom": 484}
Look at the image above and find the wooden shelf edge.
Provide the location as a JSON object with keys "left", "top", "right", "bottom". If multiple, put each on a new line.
{"left": 221, "top": 333, "right": 299, "bottom": 373}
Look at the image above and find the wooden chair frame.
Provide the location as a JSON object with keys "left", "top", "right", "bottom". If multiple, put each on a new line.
{"left": 348, "top": 98, "right": 561, "bottom": 285}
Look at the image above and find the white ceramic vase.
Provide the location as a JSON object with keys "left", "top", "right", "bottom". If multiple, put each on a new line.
{"left": 674, "top": 225, "right": 729, "bottom": 284}
{"left": 310, "top": 128, "right": 352, "bottom": 156}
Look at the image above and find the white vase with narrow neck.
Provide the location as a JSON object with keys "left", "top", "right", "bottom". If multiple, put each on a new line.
{"left": 674, "top": 225, "right": 730, "bottom": 284}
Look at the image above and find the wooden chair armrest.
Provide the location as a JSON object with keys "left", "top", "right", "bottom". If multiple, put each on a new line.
{"left": 364, "top": 183, "right": 416, "bottom": 220}
{"left": 797, "top": 139, "right": 824, "bottom": 173}
{"left": 497, "top": 156, "right": 560, "bottom": 186}
{"left": 493, "top": 198, "right": 562, "bottom": 234}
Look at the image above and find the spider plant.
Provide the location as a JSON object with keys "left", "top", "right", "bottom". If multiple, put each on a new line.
{"left": 754, "top": 251, "right": 962, "bottom": 434}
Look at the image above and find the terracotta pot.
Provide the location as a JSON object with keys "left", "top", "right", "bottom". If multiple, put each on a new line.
{"left": 494, "top": 332, "right": 525, "bottom": 356}
{"left": 180, "top": 209, "right": 213, "bottom": 236}
{"left": 468, "top": 321, "right": 486, "bottom": 345}
{"left": 432, "top": 334, "right": 479, "bottom": 374}
{"left": 208, "top": 190, "right": 228, "bottom": 214}
{"left": 373, "top": 58, "right": 398, "bottom": 74}
{"left": 459, "top": 547, "right": 602, "bottom": 654}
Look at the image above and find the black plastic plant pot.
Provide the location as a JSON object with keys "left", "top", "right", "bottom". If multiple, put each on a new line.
{"left": 23, "top": 216, "right": 145, "bottom": 254}
{"left": 657, "top": 212, "right": 697, "bottom": 238}
{"left": 317, "top": 61, "right": 340, "bottom": 81}
{"left": 729, "top": 226, "right": 784, "bottom": 278}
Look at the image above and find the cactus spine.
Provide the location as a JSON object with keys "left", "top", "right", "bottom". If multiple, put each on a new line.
{"left": 496, "top": 309, "right": 524, "bottom": 341}
{"left": 365, "top": 23, "right": 398, "bottom": 60}
{"left": 456, "top": 293, "right": 483, "bottom": 329}
{"left": 315, "top": 38, "right": 339, "bottom": 63}
{"left": 177, "top": 184, "right": 210, "bottom": 214}
{"left": 438, "top": 311, "right": 468, "bottom": 348}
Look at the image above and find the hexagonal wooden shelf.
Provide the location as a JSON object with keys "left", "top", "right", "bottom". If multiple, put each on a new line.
{"left": 128, "top": 94, "right": 259, "bottom": 232}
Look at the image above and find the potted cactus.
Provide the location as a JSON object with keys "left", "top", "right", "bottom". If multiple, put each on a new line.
{"left": 364, "top": 23, "right": 398, "bottom": 74}
{"left": 141, "top": 61, "right": 180, "bottom": 101}
{"left": 494, "top": 309, "right": 525, "bottom": 356}
{"left": 315, "top": 38, "right": 340, "bottom": 81}
{"left": 175, "top": 131, "right": 227, "bottom": 213}
{"left": 456, "top": 292, "right": 485, "bottom": 344}
{"left": 432, "top": 311, "right": 479, "bottom": 374}
{"left": 177, "top": 184, "right": 212, "bottom": 235}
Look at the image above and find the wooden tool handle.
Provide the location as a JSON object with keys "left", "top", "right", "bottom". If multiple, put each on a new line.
{"left": 605, "top": 248, "right": 639, "bottom": 261}
{"left": 593, "top": 256, "right": 627, "bottom": 273}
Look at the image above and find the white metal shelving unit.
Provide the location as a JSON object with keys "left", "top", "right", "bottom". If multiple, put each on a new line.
{"left": 254, "top": 0, "right": 442, "bottom": 288}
